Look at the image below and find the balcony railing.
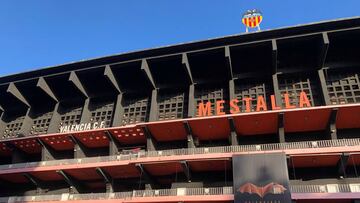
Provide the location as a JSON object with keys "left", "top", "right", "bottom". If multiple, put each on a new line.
{"left": 0, "top": 138, "right": 359, "bottom": 171}
{"left": 0, "top": 184, "right": 360, "bottom": 202}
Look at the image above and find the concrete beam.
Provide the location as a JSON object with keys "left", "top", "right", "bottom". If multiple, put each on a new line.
{"left": 69, "top": 71, "right": 88, "bottom": 98}
{"left": 37, "top": 138, "right": 61, "bottom": 161}
{"left": 95, "top": 167, "right": 113, "bottom": 193}
{"left": 228, "top": 117, "right": 239, "bottom": 146}
{"left": 180, "top": 161, "right": 191, "bottom": 182}
{"left": 183, "top": 121, "right": 197, "bottom": 148}
{"left": 328, "top": 108, "right": 338, "bottom": 140}
{"left": 225, "top": 46, "right": 234, "bottom": 79}
{"left": 337, "top": 153, "right": 350, "bottom": 178}
{"left": 69, "top": 135, "right": 91, "bottom": 158}
{"left": 135, "top": 163, "right": 158, "bottom": 189}
{"left": 272, "top": 39, "right": 278, "bottom": 73}
{"left": 104, "top": 65, "right": 122, "bottom": 93}
{"left": 319, "top": 32, "right": 330, "bottom": 68}
{"left": 142, "top": 126, "right": 157, "bottom": 151}
{"left": 37, "top": 77, "right": 58, "bottom": 102}
{"left": 141, "top": 59, "right": 156, "bottom": 89}
{"left": 182, "top": 53, "right": 194, "bottom": 84}
{"left": 56, "top": 170, "right": 84, "bottom": 194}
{"left": 105, "top": 130, "right": 122, "bottom": 155}
{"left": 7, "top": 82, "right": 30, "bottom": 107}
{"left": 187, "top": 84, "right": 195, "bottom": 118}
{"left": 278, "top": 112, "right": 285, "bottom": 143}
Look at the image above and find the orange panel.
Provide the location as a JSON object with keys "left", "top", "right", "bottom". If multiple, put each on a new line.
{"left": 337, "top": 105, "right": 360, "bottom": 129}
{"left": 233, "top": 112, "right": 278, "bottom": 136}
{"left": 189, "top": 117, "right": 230, "bottom": 141}
{"left": 11, "top": 138, "right": 42, "bottom": 154}
{"left": 291, "top": 154, "right": 341, "bottom": 168}
{"left": 147, "top": 121, "right": 187, "bottom": 142}
{"left": 103, "top": 165, "right": 140, "bottom": 179}
{"left": 41, "top": 135, "right": 74, "bottom": 151}
{"left": 110, "top": 126, "right": 146, "bottom": 145}
{"left": 0, "top": 173, "right": 29, "bottom": 183}
{"left": 284, "top": 108, "right": 331, "bottom": 133}
{"left": 30, "top": 171, "right": 64, "bottom": 181}
{"left": 73, "top": 130, "right": 109, "bottom": 148}
{"left": 188, "top": 160, "right": 231, "bottom": 172}
{"left": 64, "top": 168, "right": 102, "bottom": 181}
{"left": 143, "top": 162, "right": 183, "bottom": 176}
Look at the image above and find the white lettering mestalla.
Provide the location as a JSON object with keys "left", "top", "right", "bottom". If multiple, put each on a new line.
{"left": 59, "top": 121, "right": 106, "bottom": 133}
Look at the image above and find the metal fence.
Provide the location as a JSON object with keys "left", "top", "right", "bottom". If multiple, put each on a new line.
{"left": 0, "top": 138, "right": 359, "bottom": 171}
{"left": 1, "top": 184, "right": 360, "bottom": 202}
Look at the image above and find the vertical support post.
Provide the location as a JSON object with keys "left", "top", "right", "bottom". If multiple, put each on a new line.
{"left": 229, "top": 79, "right": 236, "bottom": 100}
{"left": 112, "top": 94, "right": 124, "bottom": 127}
{"left": 105, "top": 131, "right": 122, "bottom": 155}
{"left": 188, "top": 84, "right": 195, "bottom": 118}
{"left": 278, "top": 113, "right": 285, "bottom": 143}
{"left": 80, "top": 98, "right": 91, "bottom": 123}
{"left": 70, "top": 135, "right": 90, "bottom": 158}
{"left": 318, "top": 68, "right": 331, "bottom": 105}
{"left": 142, "top": 126, "right": 156, "bottom": 151}
{"left": 272, "top": 73, "right": 282, "bottom": 107}
{"left": 328, "top": 108, "right": 338, "bottom": 140}
{"left": 337, "top": 153, "right": 350, "bottom": 178}
{"left": 47, "top": 103, "right": 62, "bottom": 134}
{"left": 183, "top": 121, "right": 196, "bottom": 148}
{"left": 228, "top": 118, "right": 239, "bottom": 146}
{"left": 37, "top": 138, "right": 58, "bottom": 161}
{"left": 149, "top": 89, "right": 158, "bottom": 122}
{"left": 96, "top": 167, "right": 114, "bottom": 193}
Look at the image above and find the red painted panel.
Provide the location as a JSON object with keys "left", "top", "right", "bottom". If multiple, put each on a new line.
{"left": 147, "top": 121, "right": 187, "bottom": 142}
{"left": 337, "top": 105, "right": 360, "bottom": 129}
{"left": 189, "top": 117, "right": 230, "bottom": 141}
{"left": 103, "top": 165, "right": 140, "bottom": 179}
{"left": 11, "top": 138, "right": 42, "bottom": 154}
{"left": 30, "top": 171, "right": 64, "bottom": 181}
{"left": 110, "top": 126, "right": 146, "bottom": 145}
{"left": 348, "top": 153, "right": 360, "bottom": 166}
{"left": 291, "top": 154, "right": 341, "bottom": 168}
{"left": 233, "top": 112, "right": 278, "bottom": 136}
{"left": 64, "top": 168, "right": 102, "bottom": 181}
{"left": 41, "top": 135, "right": 74, "bottom": 151}
{"left": 0, "top": 173, "right": 29, "bottom": 183}
{"left": 73, "top": 130, "right": 109, "bottom": 148}
{"left": 284, "top": 108, "right": 331, "bottom": 133}
{"left": 0, "top": 142, "right": 11, "bottom": 156}
{"left": 188, "top": 160, "right": 231, "bottom": 172}
{"left": 143, "top": 162, "right": 183, "bottom": 176}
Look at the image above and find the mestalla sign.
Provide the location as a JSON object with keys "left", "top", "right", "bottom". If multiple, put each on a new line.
{"left": 59, "top": 121, "right": 106, "bottom": 133}
{"left": 197, "top": 91, "right": 311, "bottom": 117}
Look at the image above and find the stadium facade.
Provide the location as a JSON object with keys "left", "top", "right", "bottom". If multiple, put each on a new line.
{"left": 0, "top": 17, "right": 360, "bottom": 203}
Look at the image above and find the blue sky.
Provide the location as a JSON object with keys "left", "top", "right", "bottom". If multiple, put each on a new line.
{"left": 0, "top": 1, "right": 359, "bottom": 76}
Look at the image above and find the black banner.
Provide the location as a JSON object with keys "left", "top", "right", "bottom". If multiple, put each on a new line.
{"left": 233, "top": 153, "right": 291, "bottom": 203}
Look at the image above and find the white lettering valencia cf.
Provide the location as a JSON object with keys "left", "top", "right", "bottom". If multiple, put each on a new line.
{"left": 59, "top": 121, "right": 106, "bottom": 133}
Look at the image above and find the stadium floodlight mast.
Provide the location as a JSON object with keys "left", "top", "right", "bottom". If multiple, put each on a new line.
{"left": 242, "top": 9, "right": 263, "bottom": 33}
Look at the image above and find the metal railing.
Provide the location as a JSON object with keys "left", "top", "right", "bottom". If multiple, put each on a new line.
{"left": 1, "top": 184, "right": 360, "bottom": 202}
{"left": 0, "top": 138, "right": 359, "bottom": 171}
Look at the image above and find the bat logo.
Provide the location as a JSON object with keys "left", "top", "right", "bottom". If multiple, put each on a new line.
{"left": 238, "top": 182, "right": 287, "bottom": 198}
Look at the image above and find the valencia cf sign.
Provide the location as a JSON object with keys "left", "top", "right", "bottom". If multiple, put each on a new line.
{"left": 233, "top": 153, "right": 292, "bottom": 203}
{"left": 59, "top": 121, "right": 106, "bottom": 133}
{"left": 197, "top": 91, "right": 311, "bottom": 117}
